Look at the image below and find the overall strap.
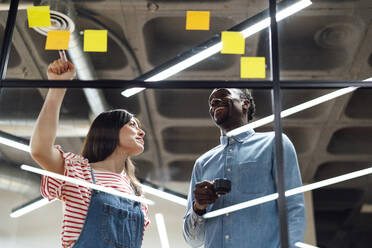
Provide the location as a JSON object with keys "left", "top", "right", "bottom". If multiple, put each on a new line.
{"left": 90, "top": 167, "right": 96, "bottom": 184}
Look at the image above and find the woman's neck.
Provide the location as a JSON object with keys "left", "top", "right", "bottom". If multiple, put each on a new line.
{"left": 90, "top": 151, "right": 128, "bottom": 174}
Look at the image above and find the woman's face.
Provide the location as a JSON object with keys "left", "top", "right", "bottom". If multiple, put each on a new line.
{"left": 117, "top": 118, "right": 145, "bottom": 156}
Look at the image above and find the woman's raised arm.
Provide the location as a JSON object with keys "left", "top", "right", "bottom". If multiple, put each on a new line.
{"left": 30, "top": 59, "right": 75, "bottom": 174}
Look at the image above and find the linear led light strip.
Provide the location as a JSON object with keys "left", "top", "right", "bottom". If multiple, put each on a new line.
{"left": 295, "top": 242, "right": 319, "bottom": 248}
{"left": 10, "top": 182, "right": 187, "bottom": 218}
{"left": 121, "top": 0, "right": 313, "bottom": 97}
{"left": 0, "top": 3, "right": 33, "bottom": 11}
{"left": 0, "top": 136, "right": 30, "bottom": 152}
{"left": 141, "top": 184, "right": 188, "bottom": 206}
{"left": 21, "top": 164, "right": 155, "bottom": 205}
{"left": 155, "top": 213, "right": 170, "bottom": 248}
{"left": 10, "top": 198, "right": 57, "bottom": 218}
{"left": 203, "top": 166, "right": 372, "bottom": 219}
{"left": 227, "top": 77, "right": 372, "bottom": 137}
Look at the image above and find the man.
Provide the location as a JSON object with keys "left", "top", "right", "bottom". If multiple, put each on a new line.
{"left": 183, "top": 88, "right": 306, "bottom": 248}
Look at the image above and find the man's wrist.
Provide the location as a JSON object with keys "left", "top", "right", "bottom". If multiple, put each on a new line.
{"left": 193, "top": 201, "right": 206, "bottom": 216}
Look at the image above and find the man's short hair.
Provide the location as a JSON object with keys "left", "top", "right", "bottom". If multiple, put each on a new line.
{"left": 239, "top": 89, "right": 256, "bottom": 121}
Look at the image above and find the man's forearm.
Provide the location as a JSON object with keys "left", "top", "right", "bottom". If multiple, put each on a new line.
{"left": 183, "top": 209, "right": 206, "bottom": 248}
{"left": 287, "top": 194, "right": 306, "bottom": 247}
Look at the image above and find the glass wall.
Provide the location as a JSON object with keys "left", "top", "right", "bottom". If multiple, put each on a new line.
{"left": 0, "top": 0, "right": 371, "bottom": 248}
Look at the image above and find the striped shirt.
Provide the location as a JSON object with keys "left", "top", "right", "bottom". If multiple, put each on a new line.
{"left": 41, "top": 146, "right": 150, "bottom": 248}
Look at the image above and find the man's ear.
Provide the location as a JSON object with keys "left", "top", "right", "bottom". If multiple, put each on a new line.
{"left": 242, "top": 99, "right": 250, "bottom": 113}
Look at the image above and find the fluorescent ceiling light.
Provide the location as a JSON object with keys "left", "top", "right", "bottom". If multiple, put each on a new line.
{"left": 0, "top": 136, "right": 30, "bottom": 152}
{"left": 10, "top": 180, "right": 187, "bottom": 218}
{"left": 276, "top": 0, "right": 312, "bottom": 21}
{"left": 295, "top": 242, "right": 319, "bottom": 248}
{"left": 141, "top": 184, "right": 188, "bottom": 206}
{"left": 241, "top": 0, "right": 312, "bottom": 38}
{"left": 122, "top": 0, "right": 313, "bottom": 97}
{"left": 361, "top": 204, "right": 372, "bottom": 213}
{"left": 203, "top": 166, "right": 372, "bottom": 219}
{"left": 10, "top": 198, "right": 56, "bottom": 218}
{"left": 0, "top": 3, "right": 33, "bottom": 11}
{"left": 227, "top": 87, "right": 357, "bottom": 136}
{"left": 155, "top": 213, "right": 170, "bottom": 248}
{"left": 11, "top": 169, "right": 187, "bottom": 216}
{"left": 227, "top": 77, "right": 372, "bottom": 137}
{"left": 21, "top": 164, "right": 155, "bottom": 205}
{"left": 121, "top": 87, "right": 146, "bottom": 98}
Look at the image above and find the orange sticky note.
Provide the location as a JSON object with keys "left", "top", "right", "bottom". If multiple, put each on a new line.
{"left": 27, "top": 6, "right": 51, "bottom": 28}
{"left": 241, "top": 57, "right": 266, "bottom": 79}
{"left": 221, "top": 31, "right": 245, "bottom": 54}
{"left": 84, "top": 30, "right": 108, "bottom": 52}
{"left": 186, "top": 11, "right": 210, "bottom": 30}
{"left": 45, "top": 31, "right": 70, "bottom": 50}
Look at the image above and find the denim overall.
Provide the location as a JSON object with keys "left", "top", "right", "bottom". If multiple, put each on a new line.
{"left": 73, "top": 168, "right": 144, "bottom": 248}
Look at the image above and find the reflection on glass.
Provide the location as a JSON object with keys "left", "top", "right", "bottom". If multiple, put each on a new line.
{"left": 278, "top": 0, "right": 371, "bottom": 81}
{"left": 276, "top": 89, "right": 372, "bottom": 247}
{"left": 4, "top": 0, "right": 278, "bottom": 82}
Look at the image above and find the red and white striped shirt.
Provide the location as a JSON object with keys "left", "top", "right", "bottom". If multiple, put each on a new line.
{"left": 41, "top": 146, "right": 150, "bottom": 248}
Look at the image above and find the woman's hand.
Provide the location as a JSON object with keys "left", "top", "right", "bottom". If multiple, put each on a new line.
{"left": 47, "top": 59, "right": 76, "bottom": 80}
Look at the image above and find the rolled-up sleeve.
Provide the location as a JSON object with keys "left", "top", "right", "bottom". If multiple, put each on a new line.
{"left": 273, "top": 134, "right": 306, "bottom": 247}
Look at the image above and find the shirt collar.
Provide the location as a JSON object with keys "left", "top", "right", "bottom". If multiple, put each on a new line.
{"left": 220, "top": 127, "right": 255, "bottom": 146}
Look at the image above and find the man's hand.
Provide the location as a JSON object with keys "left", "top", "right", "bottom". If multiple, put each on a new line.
{"left": 47, "top": 59, "right": 76, "bottom": 80}
{"left": 193, "top": 181, "right": 219, "bottom": 213}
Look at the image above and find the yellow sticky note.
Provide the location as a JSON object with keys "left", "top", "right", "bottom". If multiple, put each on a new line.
{"left": 84, "top": 30, "right": 108, "bottom": 52}
{"left": 45, "top": 31, "right": 70, "bottom": 50}
{"left": 27, "top": 6, "right": 51, "bottom": 28}
{"left": 241, "top": 57, "right": 266, "bottom": 79}
{"left": 221, "top": 31, "right": 245, "bottom": 54}
{"left": 186, "top": 11, "right": 210, "bottom": 30}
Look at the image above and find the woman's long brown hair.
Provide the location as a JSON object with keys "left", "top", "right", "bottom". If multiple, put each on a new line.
{"left": 80, "top": 109, "right": 142, "bottom": 196}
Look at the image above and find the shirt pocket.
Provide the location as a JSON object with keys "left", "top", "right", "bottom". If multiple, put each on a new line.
{"left": 237, "top": 161, "right": 269, "bottom": 194}
{"left": 101, "top": 203, "right": 139, "bottom": 248}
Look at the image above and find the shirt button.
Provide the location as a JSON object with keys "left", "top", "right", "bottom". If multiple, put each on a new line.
{"left": 225, "top": 235, "right": 230, "bottom": 240}
{"left": 227, "top": 168, "right": 231, "bottom": 172}
{"left": 228, "top": 149, "right": 233, "bottom": 152}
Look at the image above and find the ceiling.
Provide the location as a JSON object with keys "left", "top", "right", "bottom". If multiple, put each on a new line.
{"left": 0, "top": 0, "right": 372, "bottom": 247}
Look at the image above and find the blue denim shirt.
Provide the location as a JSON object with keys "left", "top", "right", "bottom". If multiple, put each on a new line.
{"left": 183, "top": 129, "right": 306, "bottom": 248}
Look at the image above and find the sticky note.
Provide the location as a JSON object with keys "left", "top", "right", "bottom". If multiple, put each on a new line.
{"left": 221, "top": 31, "right": 245, "bottom": 54}
{"left": 241, "top": 57, "right": 266, "bottom": 79}
{"left": 84, "top": 30, "right": 108, "bottom": 52}
{"left": 27, "top": 6, "right": 51, "bottom": 28}
{"left": 186, "top": 11, "right": 210, "bottom": 30}
{"left": 45, "top": 31, "right": 70, "bottom": 50}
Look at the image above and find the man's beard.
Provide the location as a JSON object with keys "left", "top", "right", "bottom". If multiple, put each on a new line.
{"left": 214, "top": 110, "right": 229, "bottom": 125}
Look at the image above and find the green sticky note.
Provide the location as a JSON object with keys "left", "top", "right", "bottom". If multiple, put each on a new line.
{"left": 241, "top": 57, "right": 266, "bottom": 79}
{"left": 221, "top": 31, "right": 245, "bottom": 54}
{"left": 84, "top": 30, "right": 108, "bottom": 52}
{"left": 186, "top": 11, "right": 210, "bottom": 30}
{"left": 27, "top": 6, "right": 51, "bottom": 28}
{"left": 45, "top": 31, "right": 70, "bottom": 50}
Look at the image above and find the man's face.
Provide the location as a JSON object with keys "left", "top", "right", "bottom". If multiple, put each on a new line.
{"left": 208, "top": 88, "right": 247, "bottom": 129}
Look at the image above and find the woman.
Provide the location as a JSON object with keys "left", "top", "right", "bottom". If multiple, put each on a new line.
{"left": 30, "top": 59, "right": 150, "bottom": 248}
